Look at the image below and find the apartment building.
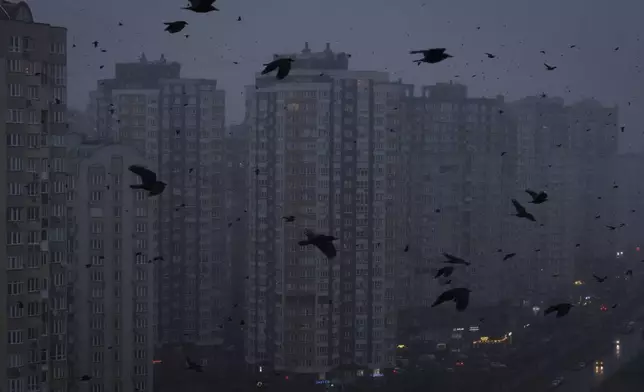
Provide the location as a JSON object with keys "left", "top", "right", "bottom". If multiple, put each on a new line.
{"left": 509, "top": 97, "right": 618, "bottom": 304}
{"left": 246, "top": 43, "right": 405, "bottom": 377}
{"left": 65, "top": 135, "right": 155, "bottom": 392}
{"left": 88, "top": 58, "right": 228, "bottom": 345}
{"left": 399, "top": 82, "right": 519, "bottom": 310}
{"left": 1, "top": 2, "right": 70, "bottom": 392}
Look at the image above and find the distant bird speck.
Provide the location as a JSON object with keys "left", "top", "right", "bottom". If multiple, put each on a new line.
{"left": 544, "top": 63, "right": 557, "bottom": 71}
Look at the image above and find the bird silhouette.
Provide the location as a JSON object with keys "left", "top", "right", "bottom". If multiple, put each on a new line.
{"left": 261, "top": 58, "right": 295, "bottom": 80}
{"left": 544, "top": 63, "right": 557, "bottom": 71}
{"left": 183, "top": 0, "right": 219, "bottom": 13}
{"left": 592, "top": 274, "right": 608, "bottom": 283}
{"left": 485, "top": 53, "right": 496, "bottom": 58}
{"left": 544, "top": 303, "right": 573, "bottom": 318}
{"left": 434, "top": 266, "right": 455, "bottom": 279}
{"left": 606, "top": 225, "right": 616, "bottom": 231}
{"left": 503, "top": 253, "right": 516, "bottom": 261}
{"left": 298, "top": 229, "right": 338, "bottom": 259}
{"left": 186, "top": 357, "right": 203, "bottom": 372}
{"left": 128, "top": 165, "right": 166, "bottom": 196}
{"left": 164, "top": 21, "right": 188, "bottom": 34}
{"left": 410, "top": 48, "right": 453, "bottom": 65}
{"left": 431, "top": 288, "right": 471, "bottom": 311}
{"left": 525, "top": 189, "right": 548, "bottom": 204}
{"left": 282, "top": 215, "right": 296, "bottom": 222}
{"left": 442, "top": 252, "right": 471, "bottom": 266}
{"left": 511, "top": 199, "right": 536, "bottom": 222}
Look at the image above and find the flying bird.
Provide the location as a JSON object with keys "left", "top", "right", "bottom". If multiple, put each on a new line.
{"left": 511, "top": 199, "right": 536, "bottom": 222}
{"left": 80, "top": 375, "right": 92, "bottom": 381}
{"left": 282, "top": 215, "right": 296, "bottom": 222}
{"left": 485, "top": 53, "right": 496, "bottom": 58}
{"left": 261, "top": 58, "right": 295, "bottom": 80}
{"left": 434, "top": 266, "right": 455, "bottom": 279}
{"left": 298, "top": 229, "right": 338, "bottom": 259}
{"left": 544, "top": 303, "right": 573, "bottom": 318}
{"left": 544, "top": 63, "right": 557, "bottom": 71}
{"left": 431, "top": 288, "right": 471, "bottom": 311}
{"left": 404, "top": 244, "right": 409, "bottom": 252}
{"left": 410, "top": 48, "right": 453, "bottom": 65}
{"left": 164, "top": 21, "right": 188, "bottom": 34}
{"left": 442, "top": 253, "right": 471, "bottom": 266}
{"left": 525, "top": 189, "right": 548, "bottom": 204}
{"left": 592, "top": 274, "right": 608, "bottom": 283}
{"left": 185, "top": 357, "right": 203, "bottom": 372}
{"left": 503, "top": 253, "right": 516, "bottom": 261}
{"left": 183, "top": 0, "right": 219, "bottom": 13}
{"left": 128, "top": 165, "right": 166, "bottom": 196}
{"left": 606, "top": 225, "right": 616, "bottom": 231}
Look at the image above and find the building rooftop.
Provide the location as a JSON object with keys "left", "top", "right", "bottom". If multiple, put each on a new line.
{"left": 0, "top": 0, "right": 33, "bottom": 22}
{"left": 273, "top": 42, "right": 350, "bottom": 70}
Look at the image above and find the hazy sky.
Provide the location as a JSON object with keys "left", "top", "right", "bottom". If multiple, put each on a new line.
{"left": 27, "top": 0, "right": 644, "bottom": 152}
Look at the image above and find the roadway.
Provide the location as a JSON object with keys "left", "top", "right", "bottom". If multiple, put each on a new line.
{"left": 500, "top": 302, "right": 644, "bottom": 392}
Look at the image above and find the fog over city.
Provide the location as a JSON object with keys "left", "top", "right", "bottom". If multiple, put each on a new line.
{"left": 2, "top": 0, "right": 644, "bottom": 391}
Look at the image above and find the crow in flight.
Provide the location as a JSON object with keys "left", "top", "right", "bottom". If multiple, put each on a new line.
{"left": 544, "top": 303, "right": 573, "bottom": 318}
{"left": 183, "top": 0, "right": 218, "bottom": 13}
{"left": 525, "top": 189, "right": 548, "bottom": 204}
{"left": 164, "top": 21, "right": 188, "bottom": 34}
{"left": 186, "top": 357, "right": 203, "bottom": 372}
{"left": 434, "top": 266, "right": 454, "bottom": 279}
{"left": 410, "top": 48, "right": 453, "bottom": 65}
{"left": 129, "top": 165, "right": 166, "bottom": 196}
{"left": 442, "top": 252, "right": 471, "bottom": 266}
{"left": 511, "top": 199, "right": 536, "bottom": 222}
{"left": 298, "top": 229, "right": 338, "bottom": 259}
{"left": 431, "top": 288, "right": 471, "bottom": 311}
{"left": 261, "top": 58, "right": 295, "bottom": 80}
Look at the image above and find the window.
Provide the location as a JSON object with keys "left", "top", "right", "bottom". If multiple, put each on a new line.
{"left": 9, "top": 157, "right": 23, "bottom": 171}
{"left": 8, "top": 59, "right": 21, "bottom": 72}
{"left": 7, "top": 109, "right": 24, "bottom": 124}
{"left": 8, "top": 183, "right": 22, "bottom": 195}
{"left": 9, "top": 330, "right": 24, "bottom": 344}
{"left": 9, "top": 36, "right": 21, "bottom": 52}
{"left": 28, "top": 86, "right": 39, "bottom": 99}
{"left": 53, "top": 112, "right": 65, "bottom": 123}
{"left": 9, "top": 378, "right": 23, "bottom": 392}
{"left": 8, "top": 232, "right": 22, "bottom": 245}
{"left": 90, "top": 191, "right": 103, "bottom": 202}
{"left": 8, "top": 256, "right": 23, "bottom": 270}
{"left": 8, "top": 281, "right": 24, "bottom": 295}
{"left": 9, "top": 84, "right": 23, "bottom": 97}
{"left": 8, "top": 207, "right": 22, "bottom": 222}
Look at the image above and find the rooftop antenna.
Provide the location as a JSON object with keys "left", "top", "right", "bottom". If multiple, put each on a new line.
{"left": 0, "top": 3, "right": 11, "bottom": 19}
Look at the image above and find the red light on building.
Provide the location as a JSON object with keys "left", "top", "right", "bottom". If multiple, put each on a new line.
{"left": 600, "top": 305, "right": 608, "bottom": 311}
{"left": 152, "top": 360, "right": 162, "bottom": 364}
{"left": 284, "top": 376, "right": 289, "bottom": 380}
{"left": 637, "top": 247, "right": 640, "bottom": 252}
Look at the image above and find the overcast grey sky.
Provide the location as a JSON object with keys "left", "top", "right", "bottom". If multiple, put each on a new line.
{"left": 28, "top": 0, "right": 644, "bottom": 151}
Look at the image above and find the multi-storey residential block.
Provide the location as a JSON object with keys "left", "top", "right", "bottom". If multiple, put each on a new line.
{"left": 246, "top": 43, "right": 405, "bottom": 377}
{"left": 1, "top": 2, "right": 70, "bottom": 392}
{"left": 88, "top": 57, "right": 228, "bottom": 345}
{"left": 65, "top": 135, "right": 155, "bottom": 392}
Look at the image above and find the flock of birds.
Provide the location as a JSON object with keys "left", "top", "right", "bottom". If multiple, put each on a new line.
{"left": 68, "top": 0, "right": 633, "bottom": 379}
